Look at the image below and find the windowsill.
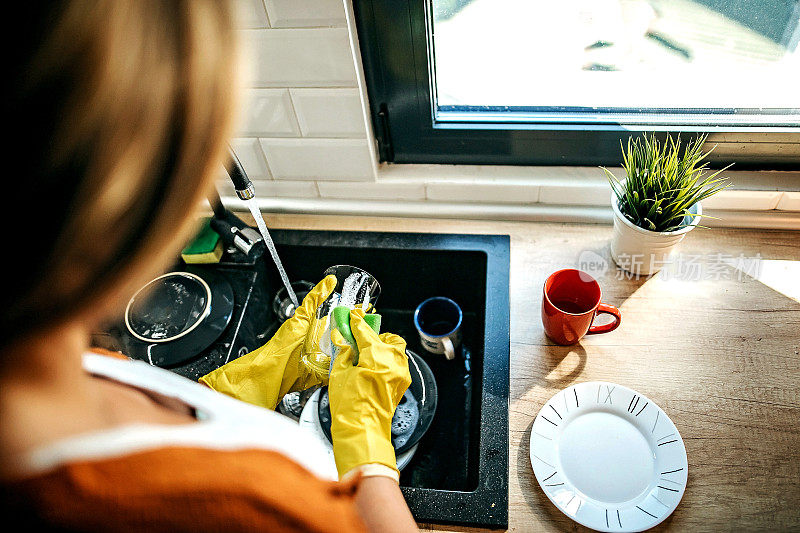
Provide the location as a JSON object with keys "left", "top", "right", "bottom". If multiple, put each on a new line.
{"left": 215, "top": 163, "right": 799, "bottom": 230}
{"left": 377, "top": 163, "right": 800, "bottom": 211}
{"left": 218, "top": 195, "right": 800, "bottom": 231}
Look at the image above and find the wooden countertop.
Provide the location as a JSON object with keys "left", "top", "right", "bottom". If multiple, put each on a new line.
{"left": 241, "top": 212, "right": 800, "bottom": 532}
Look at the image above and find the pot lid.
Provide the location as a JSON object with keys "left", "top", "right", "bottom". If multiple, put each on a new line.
{"left": 125, "top": 272, "right": 212, "bottom": 343}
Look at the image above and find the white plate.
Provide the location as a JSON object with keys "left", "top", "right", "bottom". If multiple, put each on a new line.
{"left": 298, "top": 388, "right": 418, "bottom": 471}
{"left": 530, "top": 382, "right": 688, "bottom": 532}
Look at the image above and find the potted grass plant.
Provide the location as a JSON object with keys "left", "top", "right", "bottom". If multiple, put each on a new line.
{"left": 602, "top": 134, "right": 731, "bottom": 276}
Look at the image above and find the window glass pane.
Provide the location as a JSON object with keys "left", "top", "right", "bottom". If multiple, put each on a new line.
{"left": 431, "top": 0, "right": 800, "bottom": 124}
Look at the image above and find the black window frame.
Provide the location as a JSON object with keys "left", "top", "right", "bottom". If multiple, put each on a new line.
{"left": 353, "top": 0, "right": 800, "bottom": 169}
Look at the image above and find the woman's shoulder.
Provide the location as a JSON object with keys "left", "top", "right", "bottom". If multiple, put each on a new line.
{"left": 7, "top": 351, "right": 360, "bottom": 531}
{"left": 3, "top": 445, "right": 366, "bottom": 533}
{"left": 5, "top": 352, "right": 338, "bottom": 481}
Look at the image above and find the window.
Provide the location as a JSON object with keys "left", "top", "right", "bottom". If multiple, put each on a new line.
{"left": 353, "top": 0, "right": 800, "bottom": 167}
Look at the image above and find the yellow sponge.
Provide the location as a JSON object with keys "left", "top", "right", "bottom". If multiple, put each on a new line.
{"left": 181, "top": 218, "right": 223, "bottom": 264}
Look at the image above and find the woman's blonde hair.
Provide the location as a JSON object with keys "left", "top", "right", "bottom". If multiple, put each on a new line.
{"left": 3, "top": 1, "right": 240, "bottom": 346}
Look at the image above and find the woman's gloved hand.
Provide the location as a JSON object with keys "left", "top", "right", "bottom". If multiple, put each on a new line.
{"left": 329, "top": 308, "right": 412, "bottom": 480}
{"left": 198, "top": 275, "right": 337, "bottom": 410}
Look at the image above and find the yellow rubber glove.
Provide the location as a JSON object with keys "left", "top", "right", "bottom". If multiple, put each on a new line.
{"left": 198, "top": 275, "right": 337, "bottom": 410}
{"left": 328, "top": 308, "right": 412, "bottom": 479}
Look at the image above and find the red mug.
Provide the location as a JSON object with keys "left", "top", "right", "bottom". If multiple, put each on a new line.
{"left": 541, "top": 269, "right": 621, "bottom": 345}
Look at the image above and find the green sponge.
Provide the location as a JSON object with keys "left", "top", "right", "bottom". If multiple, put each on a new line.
{"left": 363, "top": 313, "right": 381, "bottom": 335}
{"left": 182, "top": 218, "right": 222, "bottom": 264}
{"left": 332, "top": 306, "right": 381, "bottom": 365}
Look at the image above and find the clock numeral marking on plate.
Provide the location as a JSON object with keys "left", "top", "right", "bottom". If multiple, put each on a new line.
{"left": 651, "top": 410, "right": 660, "bottom": 433}
{"left": 635, "top": 401, "right": 648, "bottom": 416}
{"left": 574, "top": 388, "right": 579, "bottom": 408}
{"left": 533, "top": 455, "right": 555, "bottom": 468}
{"left": 565, "top": 494, "right": 581, "bottom": 515}
{"left": 550, "top": 404, "right": 562, "bottom": 420}
{"left": 605, "top": 509, "right": 622, "bottom": 528}
{"left": 661, "top": 467, "right": 684, "bottom": 475}
{"left": 636, "top": 506, "right": 658, "bottom": 519}
{"left": 657, "top": 433, "right": 678, "bottom": 447}
{"left": 651, "top": 494, "right": 670, "bottom": 508}
{"left": 597, "top": 384, "right": 615, "bottom": 404}
{"left": 533, "top": 430, "right": 552, "bottom": 441}
{"left": 541, "top": 415, "right": 558, "bottom": 427}
{"left": 627, "top": 394, "right": 641, "bottom": 413}
{"left": 658, "top": 485, "right": 681, "bottom": 492}
{"left": 541, "top": 471, "right": 557, "bottom": 482}
{"left": 566, "top": 494, "right": 583, "bottom": 516}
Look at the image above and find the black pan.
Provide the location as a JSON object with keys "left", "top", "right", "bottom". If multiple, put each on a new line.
{"left": 122, "top": 266, "right": 234, "bottom": 367}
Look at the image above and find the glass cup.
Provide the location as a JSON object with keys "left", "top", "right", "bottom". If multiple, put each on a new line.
{"left": 301, "top": 265, "right": 381, "bottom": 377}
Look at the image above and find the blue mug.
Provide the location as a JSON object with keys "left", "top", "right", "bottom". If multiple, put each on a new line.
{"left": 414, "top": 297, "right": 462, "bottom": 360}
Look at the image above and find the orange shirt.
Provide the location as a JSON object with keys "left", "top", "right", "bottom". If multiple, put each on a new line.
{"left": 2, "top": 447, "right": 365, "bottom": 532}
{"left": 0, "top": 351, "right": 366, "bottom": 532}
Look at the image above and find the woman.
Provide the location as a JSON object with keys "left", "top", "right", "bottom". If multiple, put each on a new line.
{"left": 0, "top": 2, "right": 418, "bottom": 531}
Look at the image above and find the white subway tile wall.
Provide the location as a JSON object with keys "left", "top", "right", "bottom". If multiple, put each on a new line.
{"left": 225, "top": 0, "right": 798, "bottom": 218}
{"left": 234, "top": 0, "right": 270, "bottom": 28}
{"left": 776, "top": 192, "right": 800, "bottom": 211}
{"left": 701, "top": 190, "right": 783, "bottom": 211}
{"left": 317, "top": 181, "right": 426, "bottom": 201}
{"left": 228, "top": 0, "right": 377, "bottom": 195}
{"left": 219, "top": 179, "right": 319, "bottom": 199}
{"left": 238, "top": 89, "right": 300, "bottom": 137}
{"left": 264, "top": 0, "right": 346, "bottom": 28}
{"left": 230, "top": 138, "right": 271, "bottom": 179}
{"left": 426, "top": 181, "right": 540, "bottom": 204}
{"left": 243, "top": 28, "right": 356, "bottom": 87}
{"left": 260, "top": 138, "right": 374, "bottom": 181}
{"left": 290, "top": 88, "right": 366, "bottom": 138}
{"left": 538, "top": 183, "right": 612, "bottom": 206}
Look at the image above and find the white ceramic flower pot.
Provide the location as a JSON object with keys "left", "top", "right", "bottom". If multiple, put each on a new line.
{"left": 610, "top": 193, "right": 701, "bottom": 276}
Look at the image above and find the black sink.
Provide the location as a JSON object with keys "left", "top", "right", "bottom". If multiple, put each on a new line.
{"left": 103, "top": 228, "right": 510, "bottom": 528}
{"left": 265, "top": 230, "right": 510, "bottom": 528}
